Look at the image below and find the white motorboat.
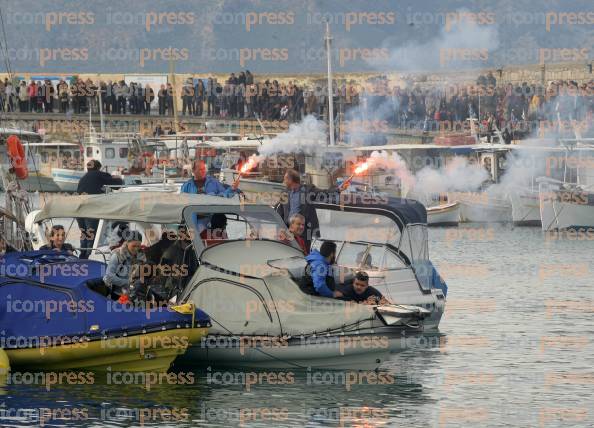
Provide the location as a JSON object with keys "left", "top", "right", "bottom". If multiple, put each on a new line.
{"left": 426, "top": 202, "right": 460, "bottom": 226}
{"left": 26, "top": 191, "right": 446, "bottom": 369}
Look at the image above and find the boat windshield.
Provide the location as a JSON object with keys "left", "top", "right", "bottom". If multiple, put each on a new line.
{"left": 182, "top": 206, "right": 292, "bottom": 254}
{"left": 315, "top": 207, "right": 401, "bottom": 246}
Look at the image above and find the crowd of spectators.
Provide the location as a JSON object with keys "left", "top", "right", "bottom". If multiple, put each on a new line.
{"left": 0, "top": 70, "right": 592, "bottom": 136}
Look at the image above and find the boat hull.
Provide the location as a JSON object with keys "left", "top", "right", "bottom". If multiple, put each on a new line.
{"left": 180, "top": 331, "right": 421, "bottom": 370}
{"left": 539, "top": 185, "right": 594, "bottom": 231}
{"left": 427, "top": 202, "right": 460, "bottom": 226}
{"left": 51, "top": 168, "right": 83, "bottom": 192}
{"left": 451, "top": 192, "right": 512, "bottom": 223}
{"left": 509, "top": 187, "right": 541, "bottom": 226}
{"left": 16, "top": 172, "right": 62, "bottom": 192}
{"left": 6, "top": 328, "right": 207, "bottom": 372}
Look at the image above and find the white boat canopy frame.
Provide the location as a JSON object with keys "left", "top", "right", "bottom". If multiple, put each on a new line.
{"left": 32, "top": 192, "right": 245, "bottom": 224}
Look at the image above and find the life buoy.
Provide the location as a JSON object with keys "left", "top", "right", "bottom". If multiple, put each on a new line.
{"left": 6, "top": 135, "right": 28, "bottom": 179}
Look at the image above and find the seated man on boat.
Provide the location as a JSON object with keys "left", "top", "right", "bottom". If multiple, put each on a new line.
{"left": 340, "top": 271, "right": 390, "bottom": 305}
{"left": 200, "top": 213, "right": 229, "bottom": 245}
{"left": 158, "top": 225, "right": 199, "bottom": 299}
{"left": 301, "top": 241, "right": 344, "bottom": 298}
{"left": 279, "top": 213, "right": 308, "bottom": 254}
{"left": 40, "top": 225, "right": 75, "bottom": 255}
{"left": 103, "top": 230, "right": 147, "bottom": 302}
{"left": 180, "top": 159, "right": 240, "bottom": 197}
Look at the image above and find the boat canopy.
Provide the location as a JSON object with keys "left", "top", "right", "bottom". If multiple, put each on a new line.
{"left": 311, "top": 195, "right": 428, "bottom": 264}
{"left": 180, "top": 240, "right": 376, "bottom": 337}
{"left": 33, "top": 191, "right": 245, "bottom": 224}
{"left": 312, "top": 195, "right": 427, "bottom": 230}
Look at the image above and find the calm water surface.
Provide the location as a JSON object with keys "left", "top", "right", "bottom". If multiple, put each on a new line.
{"left": 1, "top": 224, "right": 593, "bottom": 427}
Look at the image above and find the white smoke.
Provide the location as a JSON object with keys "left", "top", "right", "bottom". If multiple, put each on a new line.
{"left": 410, "top": 157, "right": 490, "bottom": 201}
{"left": 257, "top": 115, "right": 327, "bottom": 156}
{"left": 369, "top": 13, "right": 500, "bottom": 72}
{"left": 368, "top": 150, "right": 415, "bottom": 189}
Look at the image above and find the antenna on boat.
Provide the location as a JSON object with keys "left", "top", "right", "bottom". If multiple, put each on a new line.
{"left": 324, "top": 20, "right": 335, "bottom": 147}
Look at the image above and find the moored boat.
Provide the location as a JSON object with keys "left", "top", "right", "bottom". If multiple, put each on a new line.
{"left": 539, "top": 179, "right": 594, "bottom": 231}
{"left": 0, "top": 250, "right": 210, "bottom": 371}
{"left": 426, "top": 202, "right": 460, "bottom": 226}
{"left": 25, "top": 191, "right": 445, "bottom": 369}
{"left": 509, "top": 186, "right": 541, "bottom": 226}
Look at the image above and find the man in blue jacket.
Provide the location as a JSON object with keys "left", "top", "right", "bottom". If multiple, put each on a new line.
{"left": 302, "top": 241, "right": 343, "bottom": 298}
{"left": 180, "top": 159, "right": 239, "bottom": 197}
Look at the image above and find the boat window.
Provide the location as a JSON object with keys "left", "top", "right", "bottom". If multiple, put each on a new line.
{"left": 183, "top": 207, "right": 289, "bottom": 253}
{"left": 119, "top": 148, "right": 129, "bottom": 158}
{"left": 96, "top": 221, "right": 160, "bottom": 248}
{"left": 336, "top": 242, "right": 369, "bottom": 268}
{"left": 366, "top": 245, "right": 387, "bottom": 270}
{"left": 104, "top": 148, "right": 115, "bottom": 159}
{"left": 315, "top": 208, "right": 401, "bottom": 246}
{"left": 86, "top": 147, "right": 93, "bottom": 157}
{"left": 381, "top": 248, "right": 407, "bottom": 270}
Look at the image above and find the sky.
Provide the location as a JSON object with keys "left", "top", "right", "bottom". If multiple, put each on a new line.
{"left": 0, "top": 0, "right": 592, "bottom": 74}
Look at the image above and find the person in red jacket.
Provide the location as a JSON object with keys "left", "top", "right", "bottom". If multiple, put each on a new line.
{"left": 279, "top": 213, "right": 308, "bottom": 254}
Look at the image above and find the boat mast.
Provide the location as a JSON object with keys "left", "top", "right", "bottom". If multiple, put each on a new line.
{"left": 324, "top": 21, "right": 335, "bottom": 146}
{"left": 169, "top": 56, "right": 179, "bottom": 134}
{"left": 98, "top": 84, "right": 105, "bottom": 134}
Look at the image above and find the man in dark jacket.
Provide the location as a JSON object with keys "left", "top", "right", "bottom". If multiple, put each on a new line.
{"left": 340, "top": 271, "right": 389, "bottom": 305}
{"left": 275, "top": 169, "right": 321, "bottom": 252}
{"left": 76, "top": 160, "right": 124, "bottom": 258}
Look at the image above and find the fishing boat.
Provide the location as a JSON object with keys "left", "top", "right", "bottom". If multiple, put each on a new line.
{"left": 50, "top": 131, "right": 161, "bottom": 192}
{"left": 538, "top": 142, "right": 594, "bottom": 231}
{"left": 0, "top": 128, "right": 76, "bottom": 192}
{"left": 539, "top": 179, "right": 594, "bottom": 231}
{"left": 0, "top": 250, "right": 210, "bottom": 371}
{"left": 25, "top": 191, "right": 445, "bottom": 369}
{"left": 509, "top": 185, "right": 541, "bottom": 226}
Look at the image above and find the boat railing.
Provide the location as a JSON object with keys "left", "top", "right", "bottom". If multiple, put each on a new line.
{"left": 87, "top": 248, "right": 109, "bottom": 264}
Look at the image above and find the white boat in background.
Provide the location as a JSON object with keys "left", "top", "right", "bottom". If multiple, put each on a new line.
{"left": 0, "top": 128, "right": 80, "bottom": 192}
{"left": 538, "top": 141, "right": 594, "bottom": 231}
{"left": 539, "top": 179, "right": 594, "bottom": 231}
{"left": 426, "top": 202, "right": 460, "bottom": 226}
{"left": 51, "top": 132, "right": 169, "bottom": 192}
{"left": 450, "top": 191, "right": 512, "bottom": 223}
{"left": 509, "top": 186, "right": 541, "bottom": 226}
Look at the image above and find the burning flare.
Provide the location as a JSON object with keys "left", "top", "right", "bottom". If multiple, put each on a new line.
{"left": 340, "top": 159, "right": 372, "bottom": 191}
{"left": 354, "top": 161, "right": 370, "bottom": 175}
{"left": 239, "top": 155, "right": 259, "bottom": 174}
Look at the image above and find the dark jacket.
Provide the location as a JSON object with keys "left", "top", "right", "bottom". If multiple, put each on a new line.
{"left": 275, "top": 184, "right": 321, "bottom": 250}
{"left": 40, "top": 243, "right": 75, "bottom": 253}
{"left": 340, "top": 284, "right": 383, "bottom": 303}
{"left": 77, "top": 170, "right": 124, "bottom": 194}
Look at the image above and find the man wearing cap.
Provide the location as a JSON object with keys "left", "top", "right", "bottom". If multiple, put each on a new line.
{"left": 76, "top": 159, "right": 124, "bottom": 258}
{"left": 180, "top": 159, "right": 239, "bottom": 197}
